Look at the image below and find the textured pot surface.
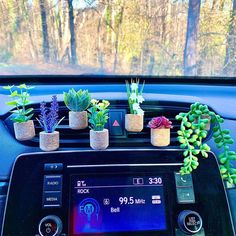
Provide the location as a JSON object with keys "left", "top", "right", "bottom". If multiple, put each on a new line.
{"left": 40, "top": 131, "right": 59, "bottom": 152}
{"left": 69, "top": 111, "right": 88, "bottom": 130}
{"left": 90, "top": 129, "right": 109, "bottom": 150}
{"left": 13, "top": 120, "right": 35, "bottom": 141}
{"left": 125, "top": 114, "right": 144, "bottom": 132}
{"left": 151, "top": 128, "right": 170, "bottom": 147}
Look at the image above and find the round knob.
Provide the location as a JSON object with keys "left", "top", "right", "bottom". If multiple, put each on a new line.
{"left": 178, "top": 210, "right": 203, "bottom": 235}
{"left": 39, "top": 215, "right": 62, "bottom": 236}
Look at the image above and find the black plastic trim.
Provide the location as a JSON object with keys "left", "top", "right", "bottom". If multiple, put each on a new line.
{"left": 0, "top": 75, "right": 236, "bottom": 85}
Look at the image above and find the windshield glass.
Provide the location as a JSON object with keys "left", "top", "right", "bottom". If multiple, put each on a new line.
{"left": 0, "top": 0, "right": 236, "bottom": 77}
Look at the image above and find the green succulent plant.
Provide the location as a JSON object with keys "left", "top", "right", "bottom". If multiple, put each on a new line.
{"left": 176, "top": 102, "right": 236, "bottom": 185}
{"left": 88, "top": 99, "right": 110, "bottom": 131}
{"left": 64, "top": 89, "right": 91, "bottom": 112}
{"left": 3, "top": 84, "right": 34, "bottom": 123}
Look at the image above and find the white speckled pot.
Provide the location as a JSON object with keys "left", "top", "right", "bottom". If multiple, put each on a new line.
{"left": 90, "top": 129, "right": 109, "bottom": 150}
{"left": 125, "top": 114, "right": 143, "bottom": 132}
{"left": 40, "top": 131, "right": 59, "bottom": 152}
{"left": 69, "top": 111, "right": 88, "bottom": 130}
{"left": 13, "top": 120, "right": 35, "bottom": 141}
{"left": 151, "top": 128, "right": 170, "bottom": 147}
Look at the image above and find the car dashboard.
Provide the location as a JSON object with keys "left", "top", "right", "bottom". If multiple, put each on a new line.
{"left": 0, "top": 77, "right": 236, "bottom": 236}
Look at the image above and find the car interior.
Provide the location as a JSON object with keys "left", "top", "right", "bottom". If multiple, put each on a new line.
{"left": 1, "top": 1, "right": 236, "bottom": 236}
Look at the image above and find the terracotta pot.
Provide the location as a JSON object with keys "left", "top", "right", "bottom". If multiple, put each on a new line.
{"left": 151, "top": 128, "right": 170, "bottom": 147}
{"left": 90, "top": 129, "right": 109, "bottom": 150}
{"left": 125, "top": 114, "right": 144, "bottom": 132}
{"left": 13, "top": 120, "right": 35, "bottom": 141}
{"left": 69, "top": 111, "right": 88, "bottom": 130}
{"left": 40, "top": 131, "right": 59, "bottom": 151}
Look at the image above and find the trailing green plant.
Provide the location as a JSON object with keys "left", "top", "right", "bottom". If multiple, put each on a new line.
{"left": 88, "top": 99, "right": 110, "bottom": 131}
{"left": 176, "top": 102, "right": 236, "bottom": 184}
{"left": 64, "top": 88, "right": 91, "bottom": 112}
{"left": 126, "top": 79, "right": 145, "bottom": 115}
{"left": 3, "top": 84, "right": 34, "bottom": 123}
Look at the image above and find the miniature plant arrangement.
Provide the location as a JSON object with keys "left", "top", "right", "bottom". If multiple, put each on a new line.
{"left": 176, "top": 102, "right": 236, "bottom": 185}
{"left": 3, "top": 84, "right": 35, "bottom": 141}
{"left": 125, "top": 79, "right": 145, "bottom": 132}
{"left": 37, "top": 95, "right": 64, "bottom": 151}
{"left": 64, "top": 88, "right": 91, "bottom": 130}
{"left": 148, "top": 116, "right": 173, "bottom": 147}
{"left": 88, "top": 99, "right": 110, "bottom": 150}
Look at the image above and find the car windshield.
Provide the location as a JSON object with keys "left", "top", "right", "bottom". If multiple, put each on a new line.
{"left": 0, "top": 0, "right": 236, "bottom": 77}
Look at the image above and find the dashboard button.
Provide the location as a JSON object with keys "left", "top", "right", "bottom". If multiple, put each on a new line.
{"left": 175, "top": 173, "right": 193, "bottom": 187}
{"left": 178, "top": 210, "right": 203, "bottom": 235}
{"left": 39, "top": 215, "right": 62, "bottom": 236}
{"left": 44, "top": 175, "right": 62, "bottom": 191}
{"left": 43, "top": 191, "right": 61, "bottom": 207}
{"left": 108, "top": 110, "right": 125, "bottom": 136}
{"left": 176, "top": 187, "right": 195, "bottom": 203}
{"left": 44, "top": 163, "right": 63, "bottom": 172}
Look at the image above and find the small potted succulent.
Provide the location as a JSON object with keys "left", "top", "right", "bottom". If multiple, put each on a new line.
{"left": 88, "top": 99, "right": 110, "bottom": 150}
{"left": 37, "top": 95, "right": 64, "bottom": 151}
{"left": 125, "top": 79, "right": 145, "bottom": 132}
{"left": 3, "top": 84, "right": 35, "bottom": 141}
{"left": 148, "top": 116, "right": 173, "bottom": 146}
{"left": 64, "top": 88, "right": 91, "bottom": 129}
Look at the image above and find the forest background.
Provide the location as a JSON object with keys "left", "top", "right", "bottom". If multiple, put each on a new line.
{"left": 0, "top": 0, "right": 236, "bottom": 76}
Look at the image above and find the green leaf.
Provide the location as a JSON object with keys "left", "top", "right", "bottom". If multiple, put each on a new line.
{"left": 24, "top": 108, "right": 34, "bottom": 115}
{"left": 6, "top": 101, "right": 18, "bottom": 106}
{"left": 10, "top": 90, "right": 19, "bottom": 97}
{"left": 17, "top": 84, "right": 27, "bottom": 89}
{"left": 3, "top": 85, "right": 14, "bottom": 90}
{"left": 220, "top": 157, "right": 227, "bottom": 164}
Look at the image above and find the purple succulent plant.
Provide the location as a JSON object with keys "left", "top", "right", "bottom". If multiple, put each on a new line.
{"left": 38, "top": 95, "right": 64, "bottom": 133}
{"left": 148, "top": 116, "right": 173, "bottom": 129}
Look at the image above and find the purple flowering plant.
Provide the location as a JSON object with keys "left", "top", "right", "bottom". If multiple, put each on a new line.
{"left": 37, "top": 95, "right": 64, "bottom": 133}
{"left": 148, "top": 116, "right": 173, "bottom": 129}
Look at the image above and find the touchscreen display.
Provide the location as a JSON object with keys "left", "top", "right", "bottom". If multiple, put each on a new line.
{"left": 70, "top": 175, "right": 167, "bottom": 235}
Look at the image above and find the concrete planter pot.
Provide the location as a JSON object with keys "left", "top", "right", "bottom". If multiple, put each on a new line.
{"left": 125, "top": 114, "right": 143, "bottom": 132}
{"left": 69, "top": 111, "right": 88, "bottom": 130}
{"left": 151, "top": 128, "right": 170, "bottom": 147}
{"left": 40, "top": 131, "right": 59, "bottom": 152}
{"left": 13, "top": 120, "right": 35, "bottom": 141}
{"left": 90, "top": 129, "right": 109, "bottom": 150}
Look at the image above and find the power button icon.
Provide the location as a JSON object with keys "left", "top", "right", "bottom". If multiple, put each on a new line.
{"left": 39, "top": 215, "right": 62, "bottom": 236}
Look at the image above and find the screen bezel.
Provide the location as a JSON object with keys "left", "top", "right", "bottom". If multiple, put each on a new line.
{"left": 69, "top": 171, "right": 173, "bottom": 236}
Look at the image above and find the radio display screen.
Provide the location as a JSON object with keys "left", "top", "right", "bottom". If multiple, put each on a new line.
{"left": 70, "top": 175, "right": 167, "bottom": 235}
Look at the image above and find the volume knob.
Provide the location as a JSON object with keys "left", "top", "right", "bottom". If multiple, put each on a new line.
{"left": 178, "top": 210, "right": 203, "bottom": 235}
{"left": 39, "top": 215, "right": 62, "bottom": 236}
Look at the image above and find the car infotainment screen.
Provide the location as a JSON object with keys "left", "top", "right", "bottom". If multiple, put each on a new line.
{"left": 70, "top": 175, "right": 167, "bottom": 235}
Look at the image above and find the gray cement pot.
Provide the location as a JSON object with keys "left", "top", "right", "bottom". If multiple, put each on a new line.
{"left": 151, "top": 128, "right": 170, "bottom": 147}
{"left": 69, "top": 111, "right": 88, "bottom": 130}
{"left": 125, "top": 114, "right": 143, "bottom": 132}
{"left": 90, "top": 129, "right": 109, "bottom": 150}
{"left": 13, "top": 120, "right": 35, "bottom": 141}
{"left": 40, "top": 131, "right": 59, "bottom": 151}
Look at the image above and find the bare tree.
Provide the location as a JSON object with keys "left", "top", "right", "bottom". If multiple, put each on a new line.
{"left": 68, "top": 0, "right": 77, "bottom": 64}
{"left": 183, "top": 0, "right": 201, "bottom": 75}
{"left": 223, "top": 0, "right": 236, "bottom": 75}
{"left": 39, "top": 0, "right": 50, "bottom": 62}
